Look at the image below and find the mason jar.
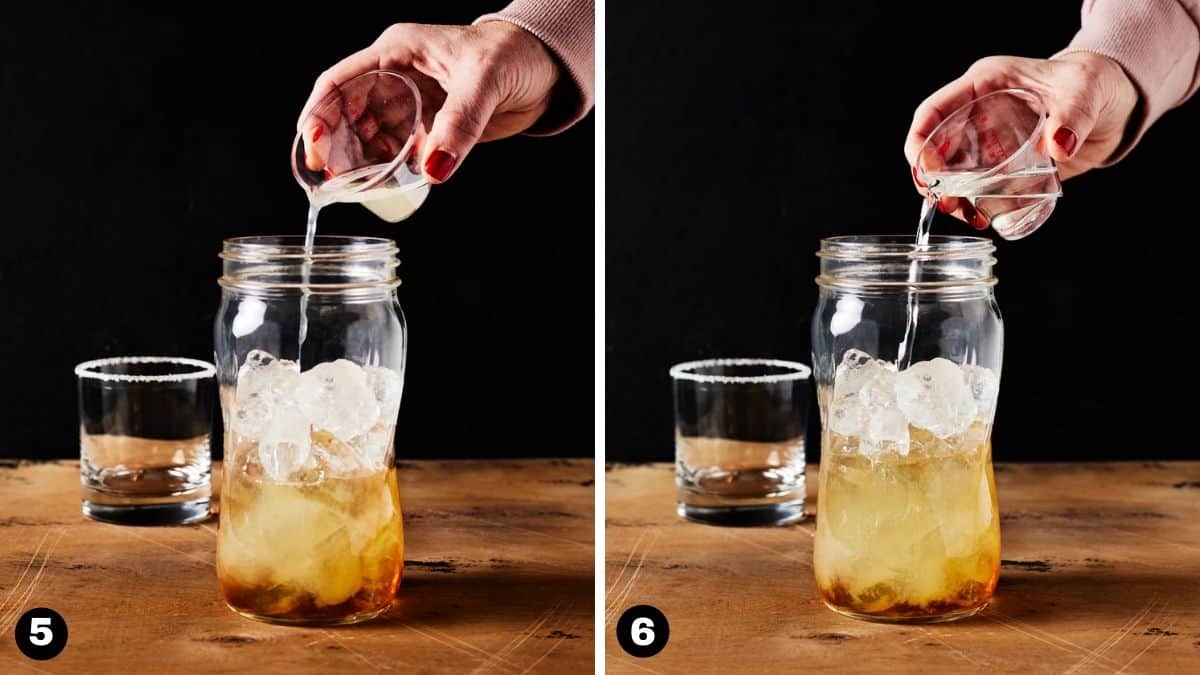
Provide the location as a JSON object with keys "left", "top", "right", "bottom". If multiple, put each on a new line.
{"left": 811, "top": 235, "right": 1002, "bottom": 623}
{"left": 214, "top": 235, "right": 406, "bottom": 625}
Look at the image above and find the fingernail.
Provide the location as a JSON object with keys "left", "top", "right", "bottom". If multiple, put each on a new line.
{"left": 424, "top": 149, "right": 457, "bottom": 182}
{"left": 1053, "top": 127, "right": 1078, "bottom": 157}
{"left": 312, "top": 124, "right": 324, "bottom": 143}
{"left": 936, "top": 196, "right": 954, "bottom": 214}
{"left": 323, "top": 168, "right": 334, "bottom": 181}
{"left": 960, "top": 202, "right": 988, "bottom": 230}
{"left": 911, "top": 165, "right": 927, "bottom": 188}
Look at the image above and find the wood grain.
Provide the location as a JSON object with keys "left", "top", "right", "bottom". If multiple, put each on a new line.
{"left": 606, "top": 462, "right": 1200, "bottom": 674}
{"left": 0, "top": 459, "right": 593, "bottom": 673}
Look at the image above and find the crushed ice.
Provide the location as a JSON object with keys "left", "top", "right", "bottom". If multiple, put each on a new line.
{"left": 830, "top": 349, "right": 998, "bottom": 453}
{"left": 232, "top": 349, "right": 403, "bottom": 481}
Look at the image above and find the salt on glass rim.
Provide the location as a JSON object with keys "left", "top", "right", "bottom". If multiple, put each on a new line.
{"left": 668, "top": 358, "right": 812, "bottom": 384}
{"left": 74, "top": 356, "right": 216, "bottom": 383}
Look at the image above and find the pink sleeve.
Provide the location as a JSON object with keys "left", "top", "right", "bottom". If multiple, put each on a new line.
{"left": 1057, "top": 0, "right": 1200, "bottom": 164}
{"left": 475, "top": 0, "right": 595, "bottom": 136}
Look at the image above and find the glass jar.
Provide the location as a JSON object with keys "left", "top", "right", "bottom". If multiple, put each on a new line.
{"left": 811, "top": 235, "right": 1002, "bottom": 623}
{"left": 214, "top": 235, "right": 406, "bottom": 625}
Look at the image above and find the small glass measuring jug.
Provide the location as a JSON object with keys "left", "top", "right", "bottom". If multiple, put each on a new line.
{"left": 291, "top": 70, "right": 430, "bottom": 222}
{"left": 915, "top": 88, "right": 1062, "bottom": 240}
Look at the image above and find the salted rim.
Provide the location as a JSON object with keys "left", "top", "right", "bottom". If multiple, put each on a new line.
{"left": 669, "top": 358, "right": 812, "bottom": 384}
{"left": 75, "top": 356, "right": 216, "bottom": 383}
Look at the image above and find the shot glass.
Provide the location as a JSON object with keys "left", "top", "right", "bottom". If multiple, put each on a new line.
{"left": 75, "top": 356, "right": 216, "bottom": 525}
{"left": 915, "top": 88, "right": 1063, "bottom": 240}
{"left": 292, "top": 69, "right": 430, "bottom": 222}
{"left": 670, "top": 358, "right": 812, "bottom": 526}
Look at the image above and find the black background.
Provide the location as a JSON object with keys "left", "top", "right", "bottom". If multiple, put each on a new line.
{"left": 606, "top": 2, "right": 1198, "bottom": 462}
{"left": 2, "top": 3, "right": 593, "bottom": 460}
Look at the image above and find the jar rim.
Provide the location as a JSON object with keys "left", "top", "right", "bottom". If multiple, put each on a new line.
{"left": 817, "top": 235, "right": 995, "bottom": 261}
{"left": 219, "top": 235, "right": 400, "bottom": 294}
{"left": 220, "top": 235, "right": 398, "bottom": 262}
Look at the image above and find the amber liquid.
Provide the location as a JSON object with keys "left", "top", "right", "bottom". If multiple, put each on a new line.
{"left": 675, "top": 435, "right": 806, "bottom": 505}
{"left": 814, "top": 424, "right": 1000, "bottom": 622}
{"left": 217, "top": 464, "right": 403, "bottom": 625}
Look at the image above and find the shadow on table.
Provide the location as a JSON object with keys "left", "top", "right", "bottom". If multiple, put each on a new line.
{"left": 355, "top": 566, "right": 592, "bottom": 630}
{"left": 982, "top": 566, "right": 1195, "bottom": 626}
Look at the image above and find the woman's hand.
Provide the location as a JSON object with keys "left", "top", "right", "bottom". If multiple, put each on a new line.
{"left": 904, "top": 52, "right": 1138, "bottom": 224}
{"left": 300, "top": 21, "right": 561, "bottom": 183}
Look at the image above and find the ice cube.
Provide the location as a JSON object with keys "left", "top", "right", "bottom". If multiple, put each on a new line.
{"left": 834, "top": 350, "right": 898, "bottom": 406}
{"left": 364, "top": 365, "right": 404, "bottom": 422}
{"left": 258, "top": 403, "right": 312, "bottom": 481}
{"left": 863, "top": 407, "right": 910, "bottom": 456}
{"left": 829, "top": 349, "right": 898, "bottom": 436}
{"left": 350, "top": 422, "right": 396, "bottom": 469}
{"left": 296, "top": 359, "right": 379, "bottom": 441}
{"left": 311, "top": 428, "right": 367, "bottom": 475}
{"left": 962, "top": 364, "right": 999, "bottom": 422}
{"left": 828, "top": 399, "right": 863, "bottom": 436}
{"left": 895, "top": 358, "right": 977, "bottom": 438}
{"left": 234, "top": 350, "right": 300, "bottom": 440}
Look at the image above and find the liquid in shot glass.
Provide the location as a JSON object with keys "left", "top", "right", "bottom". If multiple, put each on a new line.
{"left": 670, "top": 358, "right": 811, "bottom": 526}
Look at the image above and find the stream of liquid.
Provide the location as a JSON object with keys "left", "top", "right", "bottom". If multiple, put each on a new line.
{"left": 296, "top": 203, "right": 321, "bottom": 366}
{"left": 897, "top": 197, "right": 936, "bottom": 368}
{"left": 295, "top": 167, "right": 427, "bottom": 366}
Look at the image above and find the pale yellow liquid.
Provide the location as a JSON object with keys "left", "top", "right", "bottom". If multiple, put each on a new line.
{"left": 814, "top": 423, "right": 1000, "bottom": 622}
{"left": 217, "top": 458, "right": 403, "bottom": 625}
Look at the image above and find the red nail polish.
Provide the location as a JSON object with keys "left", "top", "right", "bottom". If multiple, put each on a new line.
{"left": 960, "top": 201, "right": 977, "bottom": 220}
{"left": 1053, "top": 127, "right": 1078, "bottom": 156}
{"left": 936, "top": 196, "right": 955, "bottom": 214}
{"left": 323, "top": 168, "right": 334, "bottom": 181}
{"left": 312, "top": 124, "right": 324, "bottom": 142}
{"left": 960, "top": 202, "right": 988, "bottom": 230}
{"left": 424, "top": 149, "right": 457, "bottom": 182}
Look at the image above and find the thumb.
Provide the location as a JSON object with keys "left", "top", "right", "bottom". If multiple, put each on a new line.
{"left": 422, "top": 80, "right": 500, "bottom": 183}
{"left": 1042, "top": 82, "right": 1101, "bottom": 164}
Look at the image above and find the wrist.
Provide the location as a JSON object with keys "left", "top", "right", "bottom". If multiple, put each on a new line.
{"left": 476, "top": 19, "right": 569, "bottom": 133}
{"left": 1054, "top": 51, "right": 1138, "bottom": 128}
{"left": 1055, "top": 52, "right": 1136, "bottom": 103}
{"left": 476, "top": 20, "right": 562, "bottom": 90}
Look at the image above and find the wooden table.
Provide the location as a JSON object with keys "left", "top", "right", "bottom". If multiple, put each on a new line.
{"left": 0, "top": 459, "right": 594, "bottom": 673}
{"left": 606, "top": 462, "right": 1200, "bottom": 674}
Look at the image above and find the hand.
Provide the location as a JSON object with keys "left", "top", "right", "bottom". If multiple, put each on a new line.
{"left": 904, "top": 52, "right": 1138, "bottom": 225}
{"left": 299, "top": 21, "right": 561, "bottom": 183}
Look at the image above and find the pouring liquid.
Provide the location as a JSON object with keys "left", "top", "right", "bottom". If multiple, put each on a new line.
{"left": 295, "top": 166, "right": 429, "bottom": 365}
{"left": 897, "top": 197, "right": 936, "bottom": 369}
